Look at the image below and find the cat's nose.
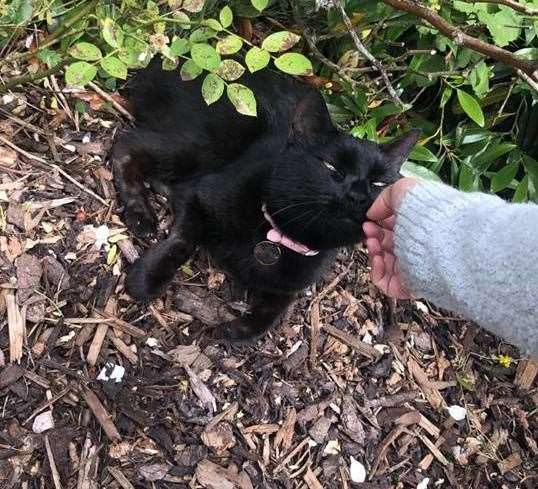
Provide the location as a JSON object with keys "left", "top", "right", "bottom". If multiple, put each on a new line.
{"left": 346, "top": 193, "right": 368, "bottom": 208}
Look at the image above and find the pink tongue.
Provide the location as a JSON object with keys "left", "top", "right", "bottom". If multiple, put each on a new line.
{"left": 267, "top": 229, "right": 318, "bottom": 256}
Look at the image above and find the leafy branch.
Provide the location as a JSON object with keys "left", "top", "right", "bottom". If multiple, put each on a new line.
{"left": 331, "top": 0, "right": 404, "bottom": 106}
{"left": 381, "top": 0, "right": 538, "bottom": 90}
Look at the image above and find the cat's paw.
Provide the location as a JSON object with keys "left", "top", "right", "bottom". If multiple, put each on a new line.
{"left": 125, "top": 259, "right": 164, "bottom": 302}
{"left": 124, "top": 203, "right": 157, "bottom": 238}
{"left": 213, "top": 318, "right": 264, "bottom": 343}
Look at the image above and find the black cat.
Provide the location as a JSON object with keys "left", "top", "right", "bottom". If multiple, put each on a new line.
{"left": 112, "top": 58, "right": 418, "bottom": 341}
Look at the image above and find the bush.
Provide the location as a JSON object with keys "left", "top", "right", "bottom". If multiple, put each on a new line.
{"left": 1, "top": 0, "right": 537, "bottom": 201}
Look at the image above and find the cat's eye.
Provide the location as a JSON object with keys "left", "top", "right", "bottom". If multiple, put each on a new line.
{"left": 372, "top": 181, "right": 388, "bottom": 188}
{"left": 324, "top": 161, "right": 337, "bottom": 172}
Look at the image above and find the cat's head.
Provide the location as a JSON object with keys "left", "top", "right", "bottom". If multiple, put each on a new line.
{"left": 265, "top": 130, "right": 419, "bottom": 250}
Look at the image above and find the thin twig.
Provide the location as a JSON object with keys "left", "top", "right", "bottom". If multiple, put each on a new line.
{"left": 0, "top": 133, "right": 108, "bottom": 205}
{"left": 0, "top": 61, "right": 68, "bottom": 93}
{"left": 517, "top": 69, "right": 538, "bottom": 93}
{"left": 88, "top": 81, "right": 134, "bottom": 121}
{"left": 382, "top": 0, "right": 538, "bottom": 84}
{"left": 332, "top": 0, "right": 404, "bottom": 106}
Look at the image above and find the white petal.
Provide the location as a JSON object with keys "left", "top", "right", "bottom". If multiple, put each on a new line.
{"left": 33, "top": 411, "right": 54, "bottom": 433}
{"left": 447, "top": 405, "right": 467, "bottom": 421}
{"left": 349, "top": 456, "right": 366, "bottom": 483}
{"left": 417, "top": 477, "right": 430, "bottom": 489}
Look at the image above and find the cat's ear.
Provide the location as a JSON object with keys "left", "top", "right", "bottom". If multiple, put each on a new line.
{"left": 381, "top": 130, "right": 420, "bottom": 171}
{"left": 290, "top": 92, "right": 333, "bottom": 140}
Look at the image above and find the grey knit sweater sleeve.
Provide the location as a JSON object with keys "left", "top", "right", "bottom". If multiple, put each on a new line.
{"left": 395, "top": 181, "right": 538, "bottom": 358}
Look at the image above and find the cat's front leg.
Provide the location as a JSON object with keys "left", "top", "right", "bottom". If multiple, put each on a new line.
{"left": 215, "top": 290, "right": 294, "bottom": 342}
{"left": 111, "top": 132, "right": 157, "bottom": 237}
{"left": 125, "top": 214, "right": 195, "bottom": 301}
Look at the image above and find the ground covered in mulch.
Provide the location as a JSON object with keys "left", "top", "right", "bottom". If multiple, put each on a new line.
{"left": 0, "top": 84, "right": 537, "bottom": 489}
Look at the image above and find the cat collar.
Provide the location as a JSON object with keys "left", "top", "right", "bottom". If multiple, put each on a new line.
{"left": 261, "top": 204, "right": 319, "bottom": 257}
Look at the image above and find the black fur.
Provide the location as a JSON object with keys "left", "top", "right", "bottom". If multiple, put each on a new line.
{"left": 112, "top": 59, "right": 419, "bottom": 341}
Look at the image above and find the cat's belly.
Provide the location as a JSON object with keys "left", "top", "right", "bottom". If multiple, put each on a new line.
{"left": 207, "top": 241, "right": 336, "bottom": 294}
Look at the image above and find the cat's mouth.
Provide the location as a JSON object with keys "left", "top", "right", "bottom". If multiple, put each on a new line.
{"left": 262, "top": 204, "right": 319, "bottom": 257}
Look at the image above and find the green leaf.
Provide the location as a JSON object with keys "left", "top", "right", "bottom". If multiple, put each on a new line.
{"left": 100, "top": 56, "right": 128, "bottom": 79}
{"left": 471, "top": 143, "right": 516, "bottom": 172}
{"left": 491, "top": 161, "right": 519, "bottom": 193}
{"left": 220, "top": 6, "right": 233, "bottom": 28}
{"left": 227, "top": 83, "right": 257, "bottom": 116}
{"left": 182, "top": 0, "right": 205, "bottom": 13}
{"left": 65, "top": 61, "right": 98, "bottom": 87}
{"left": 409, "top": 145, "right": 438, "bottom": 163}
{"left": 37, "top": 48, "right": 62, "bottom": 68}
{"left": 245, "top": 47, "right": 270, "bottom": 73}
{"left": 274, "top": 53, "right": 313, "bottom": 75}
{"left": 189, "top": 27, "right": 217, "bottom": 43}
{"left": 202, "top": 18, "right": 223, "bottom": 31}
{"left": 440, "top": 87, "right": 452, "bottom": 108}
{"left": 458, "top": 163, "right": 475, "bottom": 191}
{"left": 261, "top": 31, "right": 301, "bottom": 52}
{"left": 478, "top": 8, "right": 521, "bottom": 47}
{"left": 102, "top": 18, "right": 124, "bottom": 48}
{"left": 190, "top": 43, "right": 221, "bottom": 71}
{"left": 216, "top": 35, "right": 243, "bottom": 55}
{"left": 469, "top": 61, "right": 490, "bottom": 98}
{"left": 513, "top": 175, "right": 528, "bottom": 202}
{"left": 400, "top": 161, "right": 442, "bottom": 182}
{"left": 251, "top": 0, "right": 269, "bottom": 11}
{"left": 8, "top": 0, "right": 33, "bottom": 24}
{"left": 180, "top": 59, "right": 203, "bottom": 80}
{"left": 457, "top": 90, "right": 485, "bottom": 127}
{"left": 69, "top": 42, "right": 102, "bottom": 61}
{"left": 170, "top": 37, "right": 190, "bottom": 56}
{"left": 514, "top": 48, "right": 538, "bottom": 61}
{"left": 172, "top": 11, "right": 191, "bottom": 29}
{"left": 217, "top": 59, "right": 245, "bottom": 81}
{"left": 202, "top": 73, "right": 225, "bottom": 105}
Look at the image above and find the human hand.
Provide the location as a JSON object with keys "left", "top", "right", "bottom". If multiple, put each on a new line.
{"left": 363, "top": 177, "right": 418, "bottom": 299}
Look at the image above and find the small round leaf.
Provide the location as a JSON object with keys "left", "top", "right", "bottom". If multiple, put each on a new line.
{"left": 202, "top": 18, "right": 223, "bottom": 31}
{"left": 102, "top": 18, "right": 124, "bottom": 48}
{"left": 180, "top": 59, "right": 203, "bottom": 80}
{"left": 217, "top": 59, "right": 245, "bottom": 81}
{"left": 189, "top": 27, "right": 216, "bottom": 43}
{"left": 190, "top": 43, "right": 221, "bottom": 71}
{"left": 100, "top": 56, "right": 128, "bottom": 79}
{"left": 261, "top": 31, "right": 301, "bottom": 52}
{"left": 173, "top": 11, "right": 191, "bottom": 29}
{"left": 274, "top": 52, "right": 313, "bottom": 75}
{"left": 170, "top": 37, "right": 190, "bottom": 56}
{"left": 202, "top": 73, "right": 225, "bottom": 105}
{"left": 216, "top": 34, "right": 243, "bottom": 55}
{"left": 182, "top": 0, "right": 204, "bottom": 12}
{"left": 227, "top": 83, "right": 257, "bottom": 116}
{"left": 219, "top": 6, "right": 233, "bottom": 28}
{"left": 245, "top": 47, "right": 270, "bottom": 73}
{"left": 251, "top": 0, "right": 269, "bottom": 12}
{"left": 65, "top": 61, "right": 98, "bottom": 87}
{"left": 69, "top": 42, "right": 102, "bottom": 61}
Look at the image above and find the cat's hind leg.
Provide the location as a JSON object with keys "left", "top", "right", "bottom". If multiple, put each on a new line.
{"left": 111, "top": 131, "right": 157, "bottom": 237}
{"left": 215, "top": 290, "right": 294, "bottom": 342}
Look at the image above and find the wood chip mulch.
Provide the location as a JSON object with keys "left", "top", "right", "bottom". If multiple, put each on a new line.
{"left": 0, "top": 84, "right": 537, "bottom": 489}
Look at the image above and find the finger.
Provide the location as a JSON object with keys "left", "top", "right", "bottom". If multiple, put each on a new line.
{"left": 381, "top": 216, "right": 396, "bottom": 231}
{"left": 366, "top": 187, "right": 394, "bottom": 222}
{"left": 384, "top": 254, "right": 411, "bottom": 299}
{"left": 362, "top": 221, "right": 384, "bottom": 240}
{"left": 366, "top": 237, "right": 383, "bottom": 257}
{"left": 370, "top": 254, "right": 386, "bottom": 288}
{"left": 380, "top": 228, "right": 394, "bottom": 253}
